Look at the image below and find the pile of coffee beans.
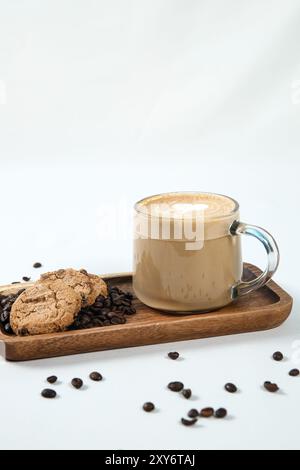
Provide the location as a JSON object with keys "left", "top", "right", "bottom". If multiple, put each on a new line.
{"left": 69, "top": 285, "right": 136, "bottom": 330}
{"left": 0, "top": 284, "right": 136, "bottom": 336}
{"left": 0, "top": 289, "right": 25, "bottom": 334}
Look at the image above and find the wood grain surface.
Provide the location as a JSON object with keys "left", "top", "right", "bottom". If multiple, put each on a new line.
{"left": 0, "top": 264, "right": 293, "bottom": 361}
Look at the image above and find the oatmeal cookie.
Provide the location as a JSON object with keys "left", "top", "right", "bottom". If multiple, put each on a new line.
{"left": 80, "top": 269, "right": 108, "bottom": 305}
{"left": 10, "top": 280, "right": 81, "bottom": 336}
{"left": 39, "top": 268, "right": 107, "bottom": 306}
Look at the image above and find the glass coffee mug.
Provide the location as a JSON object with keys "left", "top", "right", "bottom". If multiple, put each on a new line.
{"left": 133, "top": 192, "right": 280, "bottom": 313}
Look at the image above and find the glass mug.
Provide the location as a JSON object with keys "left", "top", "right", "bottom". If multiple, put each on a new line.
{"left": 133, "top": 192, "right": 280, "bottom": 313}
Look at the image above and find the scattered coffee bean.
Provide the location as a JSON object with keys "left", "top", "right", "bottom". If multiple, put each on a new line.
{"left": 188, "top": 409, "right": 199, "bottom": 418}
{"left": 22, "top": 276, "right": 31, "bottom": 282}
{"left": 264, "top": 381, "right": 279, "bottom": 393}
{"left": 215, "top": 408, "right": 227, "bottom": 418}
{"left": 143, "top": 402, "right": 155, "bottom": 412}
{"left": 71, "top": 378, "right": 83, "bottom": 389}
{"left": 181, "top": 418, "right": 197, "bottom": 426}
{"left": 11, "top": 281, "right": 20, "bottom": 284}
{"left": 168, "top": 352, "right": 179, "bottom": 360}
{"left": 89, "top": 372, "right": 103, "bottom": 381}
{"left": 182, "top": 389, "right": 192, "bottom": 399}
{"left": 33, "top": 262, "right": 42, "bottom": 268}
{"left": 289, "top": 369, "right": 300, "bottom": 377}
{"left": 225, "top": 383, "right": 237, "bottom": 393}
{"left": 200, "top": 407, "right": 214, "bottom": 418}
{"left": 273, "top": 351, "right": 283, "bottom": 362}
{"left": 41, "top": 389, "right": 56, "bottom": 399}
{"left": 168, "top": 381, "right": 184, "bottom": 392}
{"left": 47, "top": 376, "right": 57, "bottom": 384}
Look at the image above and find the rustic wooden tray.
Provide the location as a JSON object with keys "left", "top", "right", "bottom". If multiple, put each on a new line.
{"left": 0, "top": 263, "right": 293, "bottom": 361}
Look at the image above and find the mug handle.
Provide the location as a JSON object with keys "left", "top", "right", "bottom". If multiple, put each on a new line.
{"left": 230, "top": 221, "right": 280, "bottom": 298}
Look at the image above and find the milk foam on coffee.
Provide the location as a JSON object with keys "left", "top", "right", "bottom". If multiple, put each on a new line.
{"left": 135, "top": 193, "right": 238, "bottom": 241}
{"left": 137, "top": 193, "right": 237, "bottom": 219}
{"left": 133, "top": 192, "right": 241, "bottom": 312}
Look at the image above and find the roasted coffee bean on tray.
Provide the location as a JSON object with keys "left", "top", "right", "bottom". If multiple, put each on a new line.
{"left": 47, "top": 375, "right": 57, "bottom": 384}
{"left": 143, "top": 402, "right": 155, "bottom": 412}
{"left": 289, "top": 369, "right": 300, "bottom": 377}
{"left": 168, "top": 381, "right": 184, "bottom": 392}
{"left": 0, "top": 290, "right": 25, "bottom": 335}
{"left": 264, "top": 381, "right": 279, "bottom": 393}
{"left": 225, "top": 383, "right": 237, "bottom": 393}
{"left": 168, "top": 352, "right": 179, "bottom": 360}
{"left": 41, "top": 389, "right": 56, "bottom": 399}
{"left": 272, "top": 351, "right": 284, "bottom": 362}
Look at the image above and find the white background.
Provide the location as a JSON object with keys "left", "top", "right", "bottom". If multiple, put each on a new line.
{"left": 0, "top": 0, "right": 300, "bottom": 450}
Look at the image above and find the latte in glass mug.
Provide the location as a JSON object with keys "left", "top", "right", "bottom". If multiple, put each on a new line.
{"left": 133, "top": 192, "right": 279, "bottom": 313}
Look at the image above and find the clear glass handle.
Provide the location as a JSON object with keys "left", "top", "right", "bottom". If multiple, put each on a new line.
{"left": 230, "top": 221, "right": 280, "bottom": 297}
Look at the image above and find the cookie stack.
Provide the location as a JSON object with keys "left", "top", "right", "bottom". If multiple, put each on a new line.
{"left": 10, "top": 269, "right": 107, "bottom": 336}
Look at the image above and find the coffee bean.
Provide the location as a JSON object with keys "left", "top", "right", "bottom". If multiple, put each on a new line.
{"left": 103, "top": 298, "right": 112, "bottom": 308}
{"left": 110, "top": 316, "right": 122, "bottom": 325}
{"left": 264, "top": 381, "right": 279, "bottom": 393}
{"left": 143, "top": 402, "right": 155, "bottom": 412}
{"left": 4, "top": 323, "right": 13, "bottom": 334}
{"left": 11, "top": 281, "right": 20, "bottom": 284}
{"left": 89, "top": 306, "right": 101, "bottom": 314}
{"left": 41, "top": 389, "right": 56, "bottom": 399}
{"left": 200, "top": 407, "right": 214, "bottom": 418}
{"left": 0, "top": 310, "right": 9, "bottom": 323}
{"left": 182, "top": 389, "right": 192, "bottom": 399}
{"left": 188, "top": 409, "right": 199, "bottom": 418}
{"left": 168, "top": 352, "right": 179, "bottom": 360}
{"left": 289, "top": 369, "right": 300, "bottom": 377}
{"left": 71, "top": 378, "right": 83, "bottom": 389}
{"left": 89, "top": 372, "right": 103, "bottom": 381}
{"left": 215, "top": 408, "right": 227, "bottom": 418}
{"left": 22, "top": 276, "right": 31, "bottom": 282}
{"left": 168, "top": 381, "right": 184, "bottom": 392}
{"left": 273, "top": 351, "right": 283, "bottom": 362}
{"left": 33, "top": 262, "right": 42, "bottom": 268}
{"left": 181, "top": 418, "right": 197, "bottom": 426}
{"left": 225, "top": 383, "right": 237, "bottom": 393}
{"left": 47, "top": 376, "right": 57, "bottom": 384}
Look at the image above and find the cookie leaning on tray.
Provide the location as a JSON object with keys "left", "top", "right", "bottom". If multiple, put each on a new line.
{"left": 10, "top": 269, "right": 108, "bottom": 336}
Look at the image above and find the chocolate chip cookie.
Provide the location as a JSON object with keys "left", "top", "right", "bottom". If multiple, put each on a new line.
{"left": 39, "top": 268, "right": 107, "bottom": 307}
{"left": 10, "top": 280, "right": 81, "bottom": 335}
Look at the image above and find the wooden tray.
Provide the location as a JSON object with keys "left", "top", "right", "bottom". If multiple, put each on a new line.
{"left": 0, "top": 264, "right": 293, "bottom": 361}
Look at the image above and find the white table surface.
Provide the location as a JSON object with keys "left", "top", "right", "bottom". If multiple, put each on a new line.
{"left": 0, "top": 0, "right": 300, "bottom": 450}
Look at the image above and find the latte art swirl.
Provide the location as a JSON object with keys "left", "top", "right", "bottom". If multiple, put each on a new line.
{"left": 136, "top": 192, "right": 237, "bottom": 220}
